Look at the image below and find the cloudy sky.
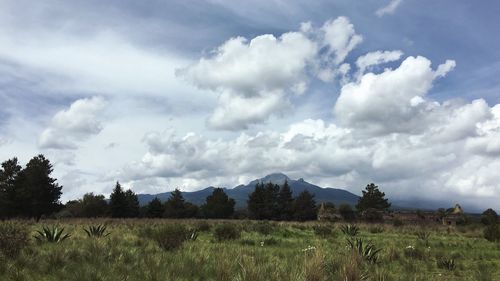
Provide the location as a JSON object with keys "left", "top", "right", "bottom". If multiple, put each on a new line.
{"left": 1, "top": 0, "right": 499, "bottom": 210}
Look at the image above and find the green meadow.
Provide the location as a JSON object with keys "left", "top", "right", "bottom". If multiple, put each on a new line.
{"left": 1, "top": 219, "right": 499, "bottom": 281}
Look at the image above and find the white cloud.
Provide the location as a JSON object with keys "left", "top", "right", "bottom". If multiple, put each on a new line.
{"left": 179, "top": 17, "right": 362, "bottom": 130}
{"left": 376, "top": 0, "right": 403, "bottom": 17}
{"left": 39, "top": 96, "right": 106, "bottom": 150}
{"left": 356, "top": 50, "right": 403, "bottom": 75}
{"left": 334, "top": 56, "right": 456, "bottom": 135}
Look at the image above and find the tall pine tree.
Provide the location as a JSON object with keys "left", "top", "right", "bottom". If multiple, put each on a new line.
{"left": 293, "top": 190, "right": 317, "bottom": 221}
{"left": 355, "top": 183, "right": 391, "bottom": 212}
{"left": 19, "top": 155, "right": 62, "bottom": 220}
{"left": 164, "top": 188, "right": 188, "bottom": 218}
{"left": 0, "top": 158, "right": 22, "bottom": 218}
{"left": 277, "top": 180, "right": 294, "bottom": 220}
{"left": 110, "top": 182, "right": 128, "bottom": 218}
{"left": 146, "top": 197, "right": 164, "bottom": 218}
{"left": 247, "top": 182, "right": 266, "bottom": 219}
{"left": 201, "top": 188, "right": 235, "bottom": 219}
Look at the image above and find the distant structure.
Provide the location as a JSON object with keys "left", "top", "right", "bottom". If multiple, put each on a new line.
{"left": 317, "top": 203, "right": 341, "bottom": 222}
{"left": 442, "top": 204, "right": 464, "bottom": 226}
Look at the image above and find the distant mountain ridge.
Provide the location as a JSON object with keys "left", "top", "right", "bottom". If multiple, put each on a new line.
{"left": 137, "top": 173, "right": 360, "bottom": 208}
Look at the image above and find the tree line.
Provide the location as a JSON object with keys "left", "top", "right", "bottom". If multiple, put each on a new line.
{"left": 1, "top": 155, "right": 498, "bottom": 223}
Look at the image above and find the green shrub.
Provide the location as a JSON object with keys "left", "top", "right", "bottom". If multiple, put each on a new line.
{"left": 369, "top": 226, "right": 384, "bottom": 234}
{"left": 146, "top": 224, "right": 189, "bottom": 251}
{"left": 253, "top": 221, "right": 274, "bottom": 235}
{"left": 194, "top": 221, "right": 211, "bottom": 232}
{"left": 313, "top": 224, "right": 333, "bottom": 237}
{"left": 393, "top": 219, "right": 403, "bottom": 227}
{"left": 340, "top": 224, "right": 359, "bottom": 236}
{"left": 213, "top": 223, "right": 241, "bottom": 241}
{"left": 436, "top": 257, "right": 456, "bottom": 271}
{"left": 346, "top": 237, "right": 381, "bottom": 263}
{"left": 483, "top": 224, "right": 500, "bottom": 242}
{"left": 34, "top": 225, "right": 71, "bottom": 243}
{"left": 0, "top": 222, "right": 30, "bottom": 258}
{"left": 403, "top": 246, "right": 425, "bottom": 260}
{"left": 239, "top": 238, "right": 256, "bottom": 246}
{"left": 262, "top": 237, "right": 280, "bottom": 246}
{"left": 83, "top": 224, "right": 110, "bottom": 238}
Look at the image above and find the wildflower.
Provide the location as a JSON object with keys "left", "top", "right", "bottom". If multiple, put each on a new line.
{"left": 260, "top": 241, "right": 264, "bottom": 247}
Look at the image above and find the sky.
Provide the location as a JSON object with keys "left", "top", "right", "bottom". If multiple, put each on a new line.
{"left": 1, "top": 0, "right": 499, "bottom": 211}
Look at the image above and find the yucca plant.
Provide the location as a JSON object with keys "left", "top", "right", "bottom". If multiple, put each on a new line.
{"left": 437, "top": 257, "right": 456, "bottom": 271}
{"left": 346, "top": 238, "right": 381, "bottom": 263}
{"left": 83, "top": 224, "right": 110, "bottom": 238}
{"left": 341, "top": 224, "right": 360, "bottom": 236}
{"left": 34, "top": 226, "right": 71, "bottom": 243}
{"left": 187, "top": 229, "right": 198, "bottom": 241}
{"left": 415, "top": 230, "right": 431, "bottom": 246}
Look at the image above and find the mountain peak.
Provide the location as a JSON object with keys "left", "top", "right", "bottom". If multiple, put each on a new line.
{"left": 260, "top": 173, "right": 290, "bottom": 183}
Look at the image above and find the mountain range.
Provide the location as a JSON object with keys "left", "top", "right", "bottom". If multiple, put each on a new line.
{"left": 137, "top": 173, "right": 477, "bottom": 212}
{"left": 137, "top": 173, "right": 359, "bottom": 208}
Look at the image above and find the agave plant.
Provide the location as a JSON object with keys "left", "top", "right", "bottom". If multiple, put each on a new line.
{"left": 341, "top": 224, "right": 360, "bottom": 236}
{"left": 415, "top": 230, "right": 431, "bottom": 246}
{"left": 437, "top": 257, "right": 456, "bottom": 271}
{"left": 346, "top": 238, "right": 381, "bottom": 263}
{"left": 83, "top": 224, "right": 110, "bottom": 238}
{"left": 34, "top": 226, "right": 71, "bottom": 243}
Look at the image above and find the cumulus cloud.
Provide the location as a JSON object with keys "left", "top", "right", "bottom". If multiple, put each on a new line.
{"left": 39, "top": 96, "right": 106, "bottom": 149}
{"left": 179, "top": 17, "right": 362, "bottom": 130}
{"left": 334, "top": 56, "right": 456, "bottom": 135}
{"left": 376, "top": 0, "right": 403, "bottom": 17}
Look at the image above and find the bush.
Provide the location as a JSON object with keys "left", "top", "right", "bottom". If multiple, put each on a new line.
{"left": 194, "top": 221, "right": 211, "bottom": 232}
{"left": 214, "top": 223, "right": 241, "bottom": 241}
{"left": 436, "top": 257, "right": 456, "bottom": 271}
{"left": 146, "top": 224, "right": 189, "bottom": 251}
{"left": 0, "top": 222, "right": 30, "bottom": 258}
{"left": 483, "top": 224, "right": 500, "bottom": 242}
{"left": 254, "top": 221, "right": 274, "bottom": 235}
{"left": 369, "top": 226, "right": 384, "bottom": 234}
{"left": 313, "top": 224, "right": 333, "bottom": 237}
{"left": 393, "top": 219, "right": 403, "bottom": 227}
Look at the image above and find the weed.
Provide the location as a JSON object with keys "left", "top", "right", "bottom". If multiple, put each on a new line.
{"left": 0, "top": 222, "right": 30, "bottom": 258}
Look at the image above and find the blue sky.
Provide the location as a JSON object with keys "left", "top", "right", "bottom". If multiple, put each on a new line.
{"left": 1, "top": 0, "right": 499, "bottom": 211}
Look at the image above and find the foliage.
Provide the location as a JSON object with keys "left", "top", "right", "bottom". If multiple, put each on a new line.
{"left": 355, "top": 183, "right": 391, "bottom": 213}
{"left": 34, "top": 225, "right": 71, "bottom": 243}
{"left": 369, "top": 226, "right": 384, "bottom": 233}
{"left": 83, "top": 224, "right": 110, "bottom": 238}
{"left": 346, "top": 238, "right": 381, "bottom": 263}
{"left": 0, "top": 222, "right": 29, "bottom": 258}
{"left": 415, "top": 230, "right": 431, "bottom": 246}
{"left": 201, "top": 188, "right": 235, "bottom": 219}
{"left": 164, "top": 189, "right": 198, "bottom": 218}
{"left": 340, "top": 224, "right": 359, "bottom": 236}
{"left": 0, "top": 158, "right": 22, "bottom": 218}
{"left": 338, "top": 204, "right": 356, "bottom": 221}
{"left": 194, "top": 221, "right": 211, "bottom": 232}
{"left": 313, "top": 224, "right": 333, "bottom": 237}
{"left": 110, "top": 182, "right": 139, "bottom": 218}
{"left": 214, "top": 223, "right": 241, "bottom": 241}
{"left": 145, "top": 197, "right": 164, "bottom": 218}
{"left": 436, "top": 257, "right": 456, "bottom": 271}
{"left": 483, "top": 224, "right": 500, "bottom": 242}
{"left": 145, "top": 224, "right": 190, "bottom": 251}
{"left": 293, "top": 190, "right": 317, "bottom": 221}
{"left": 65, "top": 193, "right": 108, "bottom": 217}
{"left": 253, "top": 221, "right": 274, "bottom": 235}
{"left": 277, "top": 180, "right": 294, "bottom": 220}
{"left": 480, "top": 208, "right": 498, "bottom": 225}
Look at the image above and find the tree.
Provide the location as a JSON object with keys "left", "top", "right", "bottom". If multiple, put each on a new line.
{"left": 81, "top": 193, "right": 108, "bottom": 217}
{"left": 481, "top": 208, "right": 498, "bottom": 225}
{"left": 356, "top": 183, "right": 391, "bottom": 213}
{"left": 110, "top": 182, "right": 127, "bottom": 218}
{"left": 263, "top": 182, "right": 280, "bottom": 219}
{"left": 164, "top": 189, "right": 188, "bottom": 218}
{"left": 277, "top": 180, "right": 294, "bottom": 220}
{"left": 247, "top": 182, "right": 266, "bottom": 219}
{"left": 339, "top": 204, "right": 356, "bottom": 221}
{"left": 293, "top": 190, "right": 317, "bottom": 221}
{"left": 18, "top": 155, "right": 62, "bottom": 220}
{"left": 0, "top": 158, "right": 22, "bottom": 218}
{"left": 146, "top": 197, "right": 164, "bottom": 218}
{"left": 124, "top": 189, "right": 140, "bottom": 218}
{"left": 201, "top": 188, "right": 235, "bottom": 219}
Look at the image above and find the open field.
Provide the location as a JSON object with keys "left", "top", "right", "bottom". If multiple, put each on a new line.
{"left": 0, "top": 219, "right": 499, "bottom": 281}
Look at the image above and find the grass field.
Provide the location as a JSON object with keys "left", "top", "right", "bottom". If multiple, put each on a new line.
{"left": 0, "top": 219, "right": 499, "bottom": 281}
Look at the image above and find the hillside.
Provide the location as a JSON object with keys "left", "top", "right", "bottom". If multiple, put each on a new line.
{"left": 137, "top": 173, "right": 360, "bottom": 208}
